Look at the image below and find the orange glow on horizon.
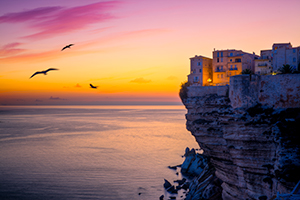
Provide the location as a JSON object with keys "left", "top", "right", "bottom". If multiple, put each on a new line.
{"left": 1, "top": 0, "right": 300, "bottom": 105}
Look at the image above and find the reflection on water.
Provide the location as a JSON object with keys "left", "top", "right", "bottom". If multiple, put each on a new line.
{"left": 0, "top": 105, "right": 198, "bottom": 200}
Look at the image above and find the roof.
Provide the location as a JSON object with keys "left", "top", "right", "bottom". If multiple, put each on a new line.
{"left": 190, "top": 55, "right": 212, "bottom": 60}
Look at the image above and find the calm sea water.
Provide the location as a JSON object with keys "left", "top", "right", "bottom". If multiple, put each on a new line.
{"left": 0, "top": 105, "right": 199, "bottom": 200}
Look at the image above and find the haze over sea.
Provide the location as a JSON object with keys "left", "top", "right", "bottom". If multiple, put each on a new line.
{"left": 0, "top": 105, "right": 198, "bottom": 200}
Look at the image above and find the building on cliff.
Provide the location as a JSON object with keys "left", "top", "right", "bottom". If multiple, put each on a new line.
{"left": 255, "top": 50, "right": 273, "bottom": 75}
{"left": 188, "top": 42, "right": 300, "bottom": 86}
{"left": 187, "top": 55, "right": 212, "bottom": 86}
{"left": 271, "top": 43, "right": 300, "bottom": 72}
{"left": 255, "top": 43, "right": 300, "bottom": 75}
{"left": 212, "top": 49, "right": 258, "bottom": 86}
{"left": 187, "top": 49, "right": 258, "bottom": 86}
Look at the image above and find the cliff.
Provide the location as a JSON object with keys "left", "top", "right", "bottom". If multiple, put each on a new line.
{"left": 182, "top": 74, "right": 300, "bottom": 200}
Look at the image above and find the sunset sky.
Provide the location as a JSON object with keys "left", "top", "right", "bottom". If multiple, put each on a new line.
{"left": 1, "top": 0, "right": 300, "bottom": 105}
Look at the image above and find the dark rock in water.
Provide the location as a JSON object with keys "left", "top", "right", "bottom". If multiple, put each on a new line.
{"left": 184, "top": 147, "right": 190, "bottom": 156}
{"left": 138, "top": 193, "right": 141, "bottom": 195}
{"left": 181, "top": 182, "right": 189, "bottom": 190}
{"left": 168, "top": 164, "right": 181, "bottom": 170}
{"left": 159, "top": 195, "right": 164, "bottom": 200}
{"left": 163, "top": 179, "right": 178, "bottom": 193}
{"left": 169, "top": 196, "right": 176, "bottom": 200}
{"left": 164, "top": 179, "right": 172, "bottom": 189}
{"left": 168, "top": 166, "right": 177, "bottom": 170}
{"left": 167, "top": 185, "right": 178, "bottom": 194}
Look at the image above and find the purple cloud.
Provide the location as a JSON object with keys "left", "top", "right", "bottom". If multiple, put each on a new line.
{"left": 0, "top": 1, "right": 120, "bottom": 40}
{"left": 0, "top": 42, "right": 25, "bottom": 57}
{"left": 0, "top": 7, "right": 62, "bottom": 23}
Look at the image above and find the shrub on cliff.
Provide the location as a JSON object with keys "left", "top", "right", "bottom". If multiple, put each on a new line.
{"left": 179, "top": 81, "right": 191, "bottom": 102}
{"left": 278, "top": 64, "right": 294, "bottom": 74}
{"left": 241, "top": 69, "right": 254, "bottom": 74}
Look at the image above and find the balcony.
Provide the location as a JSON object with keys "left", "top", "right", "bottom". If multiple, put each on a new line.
{"left": 215, "top": 69, "right": 226, "bottom": 72}
{"left": 257, "top": 63, "right": 268, "bottom": 67}
{"left": 229, "top": 67, "right": 238, "bottom": 71}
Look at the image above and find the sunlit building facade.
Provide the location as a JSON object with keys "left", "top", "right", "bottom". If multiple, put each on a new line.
{"left": 187, "top": 42, "right": 299, "bottom": 86}
{"left": 187, "top": 55, "right": 212, "bottom": 86}
{"left": 212, "top": 49, "right": 258, "bottom": 85}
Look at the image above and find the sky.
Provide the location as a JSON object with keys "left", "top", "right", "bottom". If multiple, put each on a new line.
{"left": 1, "top": 0, "right": 300, "bottom": 105}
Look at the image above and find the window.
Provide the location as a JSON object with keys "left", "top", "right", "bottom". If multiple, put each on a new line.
{"left": 220, "top": 66, "right": 223, "bottom": 70}
{"left": 221, "top": 74, "right": 223, "bottom": 78}
{"left": 234, "top": 65, "right": 237, "bottom": 70}
{"left": 293, "top": 49, "right": 296, "bottom": 53}
{"left": 221, "top": 52, "right": 223, "bottom": 57}
{"left": 217, "top": 74, "right": 219, "bottom": 78}
{"left": 230, "top": 65, "right": 233, "bottom": 70}
{"left": 198, "top": 62, "right": 201, "bottom": 66}
{"left": 217, "top": 66, "right": 220, "bottom": 71}
{"left": 230, "top": 59, "right": 232, "bottom": 62}
{"left": 293, "top": 57, "right": 296, "bottom": 62}
{"left": 199, "top": 69, "right": 202, "bottom": 73}
{"left": 221, "top": 58, "right": 223, "bottom": 62}
{"left": 217, "top": 58, "right": 219, "bottom": 62}
{"left": 230, "top": 52, "right": 233, "bottom": 56}
{"left": 194, "top": 76, "right": 199, "bottom": 82}
{"left": 217, "top": 52, "right": 219, "bottom": 57}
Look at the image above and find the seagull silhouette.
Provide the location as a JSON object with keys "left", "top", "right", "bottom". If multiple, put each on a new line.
{"left": 30, "top": 68, "right": 59, "bottom": 79}
{"left": 61, "top": 44, "right": 74, "bottom": 51}
{"left": 90, "top": 84, "right": 98, "bottom": 89}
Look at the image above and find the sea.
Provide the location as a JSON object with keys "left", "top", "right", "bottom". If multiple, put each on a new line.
{"left": 0, "top": 105, "right": 199, "bottom": 200}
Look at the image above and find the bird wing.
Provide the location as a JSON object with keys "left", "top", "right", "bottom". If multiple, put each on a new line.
{"left": 90, "top": 84, "right": 94, "bottom": 88}
{"left": 61, "top": 44, "right": 74, "bottom": 51}
{"left": 45, "top": 68, "right": 59, "bottom": 72}
{"left": 30, "top": 71, "right": 41, "bottom": 78}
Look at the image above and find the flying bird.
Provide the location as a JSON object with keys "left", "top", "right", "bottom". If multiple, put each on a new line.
{"left": 90, "top": 84, "right": 98, "bottom": 89}
{"left": 30, "top": 68, "right": 59, "bottom": 79}
{"left": 61, "top": 44, "right": 74, "bottom": 51}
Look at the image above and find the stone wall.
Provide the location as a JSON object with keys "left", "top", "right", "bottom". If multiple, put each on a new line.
{"left": 183, "top": 74, "right": 300, "bottom": 200}
{"left": 188, "top": 85, "right": 228, "bottom": 97}
{"left": 229, "top": 74, "right": 300, "bottom": 109}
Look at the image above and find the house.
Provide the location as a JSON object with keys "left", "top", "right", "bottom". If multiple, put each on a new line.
{"left": 212, "top": 49, "right": 258, "bottom": 85}
{"left": 187, "top": 55, "right": 212, "bottom": 86}
{"left": 272, "top": 43, "right": 300, "bottom": 72}
{"left": 255, "top": 50, "right": 272, "bottom": 75}
{"left": 187, "top": 42, "right": 299, "bottom": 86}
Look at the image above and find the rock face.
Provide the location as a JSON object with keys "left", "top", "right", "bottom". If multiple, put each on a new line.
{"left": 181, "top": 148, "right": 223, "bottom": 200}
{"left": 182, "top": 74, "right": 300, "bottom": 200}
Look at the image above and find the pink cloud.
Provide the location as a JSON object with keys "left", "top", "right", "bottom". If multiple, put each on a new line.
{"left": 130, "top": 78, "right": 151, "bottom": 84}
{"left": 0, "top": 1, "right": 121, "bottom": 40}
{"left": 0, "top": 42, "right": 25, "bottom": 57}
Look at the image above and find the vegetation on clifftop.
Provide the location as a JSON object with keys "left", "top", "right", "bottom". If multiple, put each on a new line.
{"left": 241, "top": 69, "right": 254, "bottom": 74}
{"left": 179, "top": 81, "right": 191, "bottom": 102}
{"left": 278, "top": 64, "right": 294, "bottom": 74}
